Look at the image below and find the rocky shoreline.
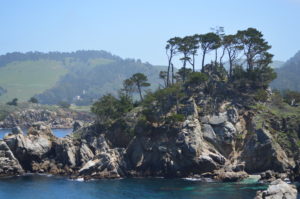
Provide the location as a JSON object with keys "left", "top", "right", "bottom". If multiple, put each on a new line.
{"left": 0, "top": 108, "right": 93, "bottom": 129}
{"left": 0, "top": 98, "right": 299, "bottom": 198}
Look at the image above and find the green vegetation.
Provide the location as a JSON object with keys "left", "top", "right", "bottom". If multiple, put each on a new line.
{"left": 254, "top": 89, "right": 269, "bottom": 102}
{"left": 142, "top": 83, "right": 184, "bottom": 124}
{"left": 164, "top": 27, "right": 276, "bottom": 90}
{"left": 58, "top": 101, "right": 71, "bottom": 109}
{"left": 0, "top": 50, "right": 166, "bottom": 105}
{"left": 91, "top": 93, "right": 133, "bottom": 126}
{"left": 281, "top": 90, "right": 300, "bottom": 106}
{"left": 123, "top": 73, "right": 151, "bottom": 101}
{"left": 69, "top": 105, "right": 91, "bottom": 112}
{"left": 6, "top": 98, "right": 18, "bottom": 106}
{"left": 90, "top": 27, "right": 279, "bottom": 138}
{"left": 0, "top": 60, "right": 67, "bottom": 103}
{"left": 185, "top": 72, "right": 208, "bottom": 86}
{"left": 28, "top": 97, "right": 38, "bottom": 104}
{"left": 166, "top": 113, "right": 185, "bottom": 125}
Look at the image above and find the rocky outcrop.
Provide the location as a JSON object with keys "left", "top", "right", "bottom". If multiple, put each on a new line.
{"left": 241, "top": 128, "right": 292, "bottom": 173}
{"left": 0, "top": 95, "right": 298, "bottom": 185}
{"left": 0, "top": 108, "right": 93, "bottom": 129}
{"left": 3, "top": 122, "right": 56, "bottom": 171}
{"left": 0, "top": 140, "right": 24, "bottom": 176}
{"left": 125, "top": 100, "right": 227, "bottom": 178}
{"left": 255, "top": 179, "right": 297, "bottom": 199}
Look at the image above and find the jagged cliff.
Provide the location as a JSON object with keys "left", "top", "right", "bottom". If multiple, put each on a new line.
{"left": 0, "top": 67, "right": 300, "bottom": 199}
{"left": 0, "top": 94, "right": 299, "bottom": 182}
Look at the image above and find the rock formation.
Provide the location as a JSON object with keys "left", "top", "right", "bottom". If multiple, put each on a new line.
{"left": 0, "top": 108, "right": 93, "bottom": 129}
{"left": 0, "top": 98, "right": 294, "bottom": 183}
{"left": 255, "top": 179, "right": 297, "bottom": 199}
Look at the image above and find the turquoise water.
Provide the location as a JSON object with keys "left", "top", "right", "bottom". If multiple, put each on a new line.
{"left": 0, "top": 175, "right": 268, "bottom": 199}
{"left": 0, "top": 128, "right": 72, "bottom": 139}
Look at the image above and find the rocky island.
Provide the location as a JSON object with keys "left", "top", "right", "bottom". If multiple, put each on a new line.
{"left": 1, "top": 28, "right": 300, "bottom": 199}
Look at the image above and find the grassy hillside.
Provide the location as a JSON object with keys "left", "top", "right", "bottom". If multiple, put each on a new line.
{"left": 0, "top": 60, "right": 67, "bottom": 103}
{"left": 36, "top": 59, "right": 165, "bottom": 105}
{"left": 0, "top": 51, "right": 166, "bottom": 105}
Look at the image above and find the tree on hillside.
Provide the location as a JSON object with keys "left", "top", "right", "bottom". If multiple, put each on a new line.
{"left": 178, "top": 36, "right": 193, "bottom": 82}
{"left": 7, "top": 98, "right": 18, "bottom": 106}
{"left": 186, "top": 35, "right": 199, "bottom": 72}
{"left": 222, "top": 34, "right": 243, "bottom": 78}
{"left": 125, "top": 73, "right": 151, "bottom": 101}
{"left": 159, "top": 71, "right": 168, "bottom": 88}
{"left": 58, "top": 101, "right": 70, "bottom": 109}
{"left": 28, "top": 97, "right": 38, "bottom": 104}
{"left": 121, "top": 79, "right": 135, "bottom": 98}
{"left": 282, "top": 90, "right": 300, "bottom": 106}
{"left": 198, "top": 33, "right": 221, "bottom": 69}
{"left": 166, "top": 37, "right": 181, "bottom": 86}
{"left": 236, "top": 28, "right": 272, "bottom": 71}
{"left": 91, "top": 94, "right": 119, "bottom": 125}
{"left": 176, "top": 68, "right": 193, "bottom": 83}
{"left": 211, "top": 26, "right": 224, "bottom": 64}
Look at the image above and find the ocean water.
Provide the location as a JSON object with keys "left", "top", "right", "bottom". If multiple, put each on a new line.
{"left": 0, "top": 175, "right": 268, "bottom": 199}
{"left": 0, "top": 128, "right": 72, "bottom": 139}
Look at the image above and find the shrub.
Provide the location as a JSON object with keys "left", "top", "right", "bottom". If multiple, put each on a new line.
{"left": 282, "top": 90, "right": 300, "bottom": 106}
{"left": 142, "top": 84, "right": 184, "bottom": 123}
{"left": 254, "top": 89, "right": 268, "bottom": 102}
{"left": 6, "top": 98, "right": 18, "bottom": 106}
{"left": 166, "top": 113, "right": 185, "bottom": 125}
{"left": 28, "top": 97, "right": 38, "bottom": 104}
{"left": 58, "top": 101, "right": 71, "bottom": 109}
{"left": 91, "top": 93, "right": 134, "bottom": 125}
{"left": 186, "top": 72, "right": 208, "bottom": 86}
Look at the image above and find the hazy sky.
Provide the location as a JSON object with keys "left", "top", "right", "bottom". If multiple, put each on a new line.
{"left": 1, "top": 0, "right": 299, "bottom": 65}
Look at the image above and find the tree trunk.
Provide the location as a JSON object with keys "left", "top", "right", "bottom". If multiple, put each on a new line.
{"left": 192, "top": 54, "right": 195, "bottom": 72}
{"left": 183, "top": 60, "right": 187, "bottom": 82}
{"left": 202, "top": 49, "right": 206, "bottom": 71}
{"left": 137, "top": 83, "right": 143, "bottom": 101}
{"left": 171, "top": 63, "right": 174, "bottom": 84}
{"left": 166, "top": 50, "right": 173, "bottom": 87}
{"left": 167, "top": 62, "right": 171, "bottom": 87}
{"left": 219, "top": 47, "right": 226, "bottom": 66}
{"left": 228, "top": 49, "right": 233, "bottom": 78}
{"left": 215, "top": 49, "right": 218, "bottom": 66}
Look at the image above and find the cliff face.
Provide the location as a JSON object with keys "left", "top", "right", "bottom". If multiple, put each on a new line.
{"left": 0, "top": 93, "right": 298, "bottom": 182}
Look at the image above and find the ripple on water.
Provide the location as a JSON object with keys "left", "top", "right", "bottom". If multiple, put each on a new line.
{"left": 0, "top": 175, "right": 268, "bottom": 199}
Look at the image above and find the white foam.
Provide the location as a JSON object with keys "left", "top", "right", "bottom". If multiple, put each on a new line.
{"left": 183, "top": 177, "right": 202, "bottom": 181}
{"left": 75, "top": 177, "right": 84, "bottom": 182}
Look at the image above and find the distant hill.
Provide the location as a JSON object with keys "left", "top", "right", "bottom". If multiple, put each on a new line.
{"left": 0, "top": 51, "right": 166, "bottom": 105}
{"left": 271, "top": 51, "right": 300, "bottom": 91}
{"left": 271, "top": 60, "right": 285, "bottom": 69}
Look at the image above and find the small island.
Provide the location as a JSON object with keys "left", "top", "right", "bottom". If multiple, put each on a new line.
{"left": 0, "top": 28, "right": 299, "bottom": 198}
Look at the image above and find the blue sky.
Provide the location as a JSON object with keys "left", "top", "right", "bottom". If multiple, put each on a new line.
{"left": 0, "top": 0, "right": 299, "bottom": 65}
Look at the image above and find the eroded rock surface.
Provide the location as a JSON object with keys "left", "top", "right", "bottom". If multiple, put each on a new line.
{"left": 0, "top": 140, "right": 24, "bottom": 176}
{"left": 255, "top": 179, "right": 297, "bottom": 199}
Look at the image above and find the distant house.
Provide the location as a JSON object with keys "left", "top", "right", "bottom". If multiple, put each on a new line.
{"left": 74, "top": 95, "right": 81, "bottom": 101}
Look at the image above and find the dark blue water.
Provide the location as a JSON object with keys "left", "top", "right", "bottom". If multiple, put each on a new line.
{"left": 0, "top": 175, "right": 267, "bottom": 199}
{"left": 0, "top": 128, "right": 72, "bottom": 139}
